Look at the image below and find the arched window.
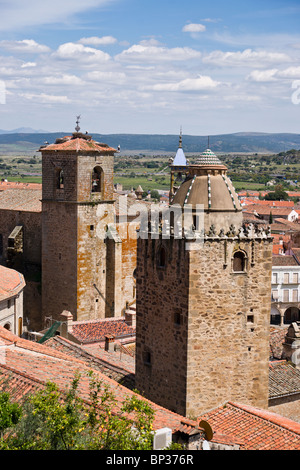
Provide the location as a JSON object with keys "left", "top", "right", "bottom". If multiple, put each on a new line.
{"left": 92, "top": 166, "right": 103, "bottom": 193}
{"left": 232, "top": 250, "right": 246, "bottom": 272}
{"left": 55, "top": 168, "right": 64, "bottom": 189}
{"left": 158, "top": 246, "right": 166, "bottom": 267}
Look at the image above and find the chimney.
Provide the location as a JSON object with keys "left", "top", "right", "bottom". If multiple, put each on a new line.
{"left": 104, "top": 334, "right": 115, "bottom": 352}
{"left": 125, "top": 307, "right": 136, "bottom": 327}
{"left": 59, "top": 310, "right": 73, "bottom": 338}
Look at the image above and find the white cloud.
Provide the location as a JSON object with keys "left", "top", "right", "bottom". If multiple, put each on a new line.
{"left": 54, "top": 42, "right": 111, "bottom": 62}
{"left": 277, "top": 66, "right": 300, "bottom": 78}
{"left": 0, "top": 39, "right": 50, "bottom": 53}
{"left": 203, "top": 48, "right": 290, "bottom": 67}
{"left": 148, "top": 76, "right": 220, "bottom": 92}
{"left": 20, "top": 92, "right": 70, "bottom": 103}
{"left": 248, "top": 66, "right": 300, "bottom": 82}
{"left": 0, "top": 0, "right": 116, "bottom": 31}
{"left": 21, "top": 62, "right": 37, "bottom": 68}
{"left": 78, "top": 36, "right": 117, "bottom": 46}
{"left": 115, "top": 44, "right": 201, "bottom": 62}
{"left": 182, "top": 23, "right": 206, "bottom": 33}
{"left": 42, "top": 74, "right": 84, "bottom": 86}
{"left": 248, "top": 69, "right": 278, "bottom": 82}
{"left": 85, "top": 70, "right": 126, "bottom": 84}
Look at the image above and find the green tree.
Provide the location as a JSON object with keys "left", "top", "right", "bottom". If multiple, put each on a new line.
{"left": 0, "top": 392, "right": 22, "bottom": 439}
{"left": 0, "top": 373, "right": 162, "bottom": 450}
{"left": 150, "top": 189, "right": 160, "bottom": 201}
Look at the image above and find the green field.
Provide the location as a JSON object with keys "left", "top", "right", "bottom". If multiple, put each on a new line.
{"left": 0, "top": 150, "right": 299, "bottom": 195}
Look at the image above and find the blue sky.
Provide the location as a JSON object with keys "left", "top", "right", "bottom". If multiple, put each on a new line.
{"left": 0, "top": 0, "right": 299, "bottom": 136}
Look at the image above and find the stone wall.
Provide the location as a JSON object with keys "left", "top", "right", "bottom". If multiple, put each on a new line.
{"left": 42, "top": 200, "right": 77, "bottom": 323}
{"left": 0, "top": 209, "right": 41, "bottom": 266}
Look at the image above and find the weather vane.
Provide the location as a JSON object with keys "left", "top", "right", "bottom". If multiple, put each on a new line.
{"left": 75, "top": 115, "right": 81, "bottom": 133}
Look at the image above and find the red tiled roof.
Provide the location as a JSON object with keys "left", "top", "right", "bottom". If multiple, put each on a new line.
{"left": 241, "top": 198, "right": 294, "bottom": 208}
{"left": 272, "top": 254, "right": 300, "bottom": 266}
{"left": 269, "top": 360, "right": 300, "bottom": 400}
{"left": 269, "top": 327, "right": 287, "bottom": 360}
{"left": 0, "top": 266, "right": 25, "bottom": 301}
{"left": 0, "top": 327, "right": 203, "bottom": 438}
{"left": 199, "top": 401, "right": 300, "bottom": 450}
{"left": 245, "top": 204, "right": 295, "bottom": 216}
{"left": 0, "top": 181, "right": 42, "bottom": 191}
{"left": 70, "top": 318, "right": 136, "bottom": 344}
{"left": 40, "top": 133, "right": 116, "bottom": 153}
{"left": 0, "top": 188, "right": 42, "bottom": 212}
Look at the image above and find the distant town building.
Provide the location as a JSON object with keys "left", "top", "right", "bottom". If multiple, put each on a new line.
{"left": 271, "top": 255, "right": 300, "bottom": 325}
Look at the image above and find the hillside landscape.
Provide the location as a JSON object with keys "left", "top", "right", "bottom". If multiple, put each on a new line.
{"left": 0, "top": 131, "right": 300, "bottom": 155}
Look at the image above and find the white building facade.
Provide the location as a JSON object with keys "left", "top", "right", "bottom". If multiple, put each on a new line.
{"left": 271, "top": 256, "right": 300, "bottom": 325}
{"left": 0, "top": 266, "right": 25, "bottom": 336}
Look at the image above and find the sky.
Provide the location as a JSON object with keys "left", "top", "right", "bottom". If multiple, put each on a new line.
{"left": 0, "top": 0, "right": 299, "bottom": 136}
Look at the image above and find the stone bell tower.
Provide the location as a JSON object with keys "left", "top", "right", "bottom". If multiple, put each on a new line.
{"left": 40, "top": 120, "right": 122, "bottom": 323}
{"left": 135, "top": 146, "right": 273, "bottom": 418}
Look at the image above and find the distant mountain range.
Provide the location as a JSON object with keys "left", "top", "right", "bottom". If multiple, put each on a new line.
{"left": 0, "top": 131, "right": 299, "bottom": 154}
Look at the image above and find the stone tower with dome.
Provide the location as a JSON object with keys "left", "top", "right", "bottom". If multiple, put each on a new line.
{"left": 135, "top": 143, "right": 273, "bottom": 418}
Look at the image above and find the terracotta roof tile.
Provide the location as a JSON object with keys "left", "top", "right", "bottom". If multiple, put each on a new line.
{"left": 40, "top": 133, "right": 116, "bottom": 153}
{"left": 0, "top": 266, "right": 25, "bottom": 301}
{"left": 0, "top": 182, "right": 42, "bottom": 191}
{"left": 272, "top": 255, "right": 300, "bottom": 266}
{"left": 0, "top": 188, "right": 41, "bottom": 212}
{"left": 0, "top": 327, "right": 202, "bottom": 437}
{"left": 269, "top": 360, "right": 300, "bottom": 399}
{"left": 200, "top": 401, "right": 300, "bottom": 450}
{"left": 70, "top": 318, "right": 136, "bottom": 344}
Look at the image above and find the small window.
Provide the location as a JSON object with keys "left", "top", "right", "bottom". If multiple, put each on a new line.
{"left": 283, "top": 290, "right": 289, "bottom": 302}
{"left": 143, "top": 351, "right": 151, "bottom": 366}
{"left": 247, "top": 315, "right": 254, "bottom": 323}
{"left": 158, "top": 246, "right": 166, "bottom": 267}
{"left": 92, "top": 166, "right": 103, "bottom": 193}
{"left": 55, "top": 168, "right": 64, "bottom": 189}
{"left": 232, "top": 251, "right": 246, "bottom": 272}
{"left": 174, "top": 309, "right": 182, "bottom": 326}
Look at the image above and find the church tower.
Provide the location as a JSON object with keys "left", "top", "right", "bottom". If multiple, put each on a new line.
{"left": 40, "top": 120, "right": 122, "bottom": 323}
{"left": 135, "top": 146, "right": 273, "bottom": 418}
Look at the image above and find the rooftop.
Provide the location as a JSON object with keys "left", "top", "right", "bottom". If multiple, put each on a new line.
{"left": 40, "top": 132, "right": 116, "bottom": 154}
{"left": 269, "top": 360, "right": 300, "bottom": 402}
{"left": 0, "top": 266, "right": 25, "bottom": 301}
{"left": 0, "top": 326, "right": 203, "bottom": 439}
{"left": 199, "top": 401, "right": 300, "bottom": 450}
{"left": 272, "top": 255, "right": 300, "bottom": 266}
{"left": 0, "top": 188, "right": 41, "bottom": 212}
{"left": 69, "top": 317, "right": 136, "bottom": 344}
{"left": 0, "top": 181, "right": 42, "bottom": 191}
